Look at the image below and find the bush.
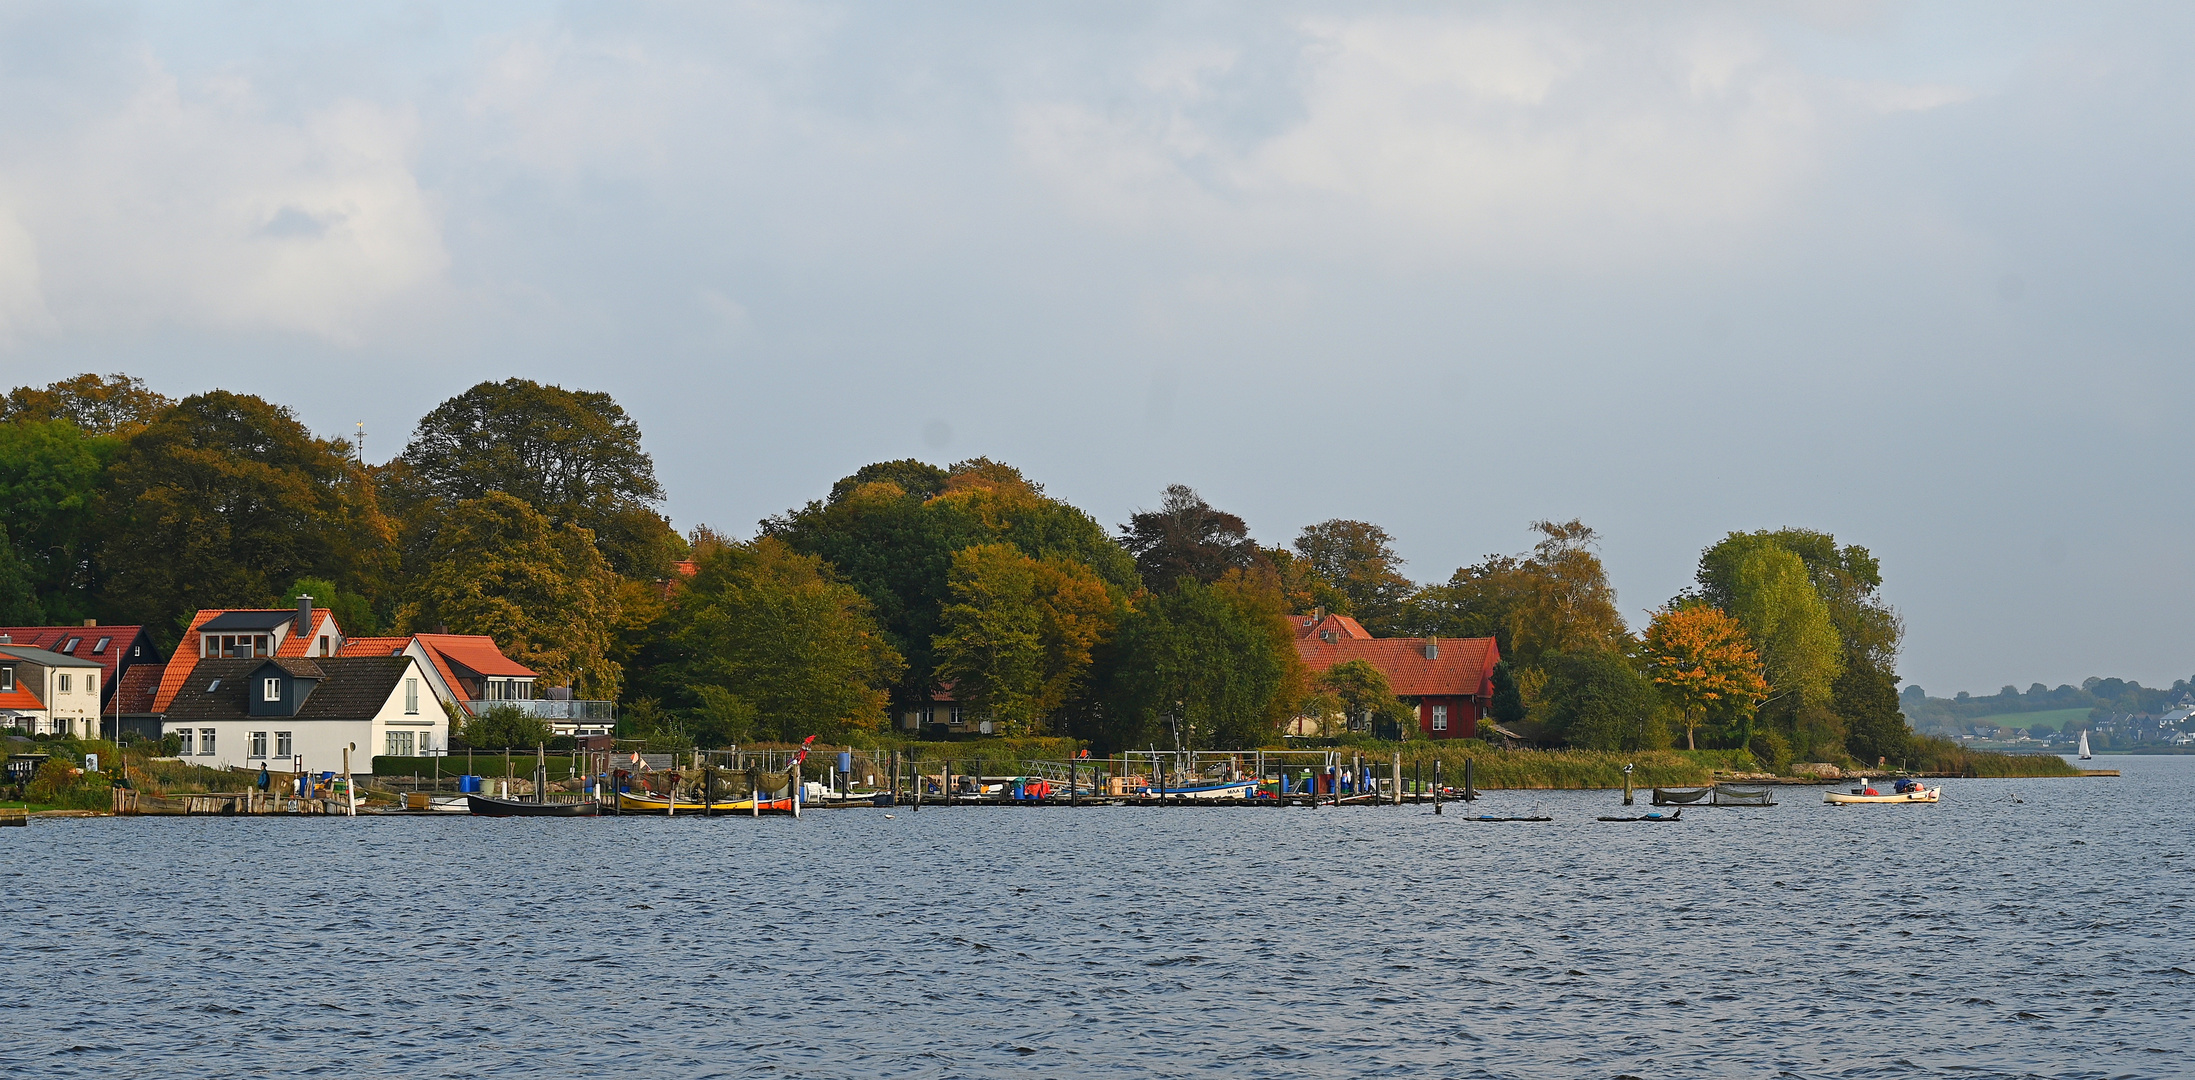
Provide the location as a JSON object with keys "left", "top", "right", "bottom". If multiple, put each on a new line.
{"left": 1749, "top": 730, "right": 1792, "bottom": 773}
{"left": 457, "top": 705, "right": 555, "bottom": 750}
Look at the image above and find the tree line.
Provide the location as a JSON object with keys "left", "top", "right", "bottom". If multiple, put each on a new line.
{"left": 2, "top": 372, "right": 1930, "bottom": 764}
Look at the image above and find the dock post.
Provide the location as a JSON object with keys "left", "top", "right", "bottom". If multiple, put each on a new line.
{"left": 912, "top": 758, "right": 922, "bottom": 811}
{"left": 1069, "top": 757, "right": 1078, "bottom": 807}
{"left": 1392, "top": 750, "right": 1402, "bottom": 805}
{"left": 1433, "top": 759, "right": 1442, "bottom": 815}
{"left": 1463, "top": 757, "right": 1476, "bottom": 802}
{"left": 791, "top": 757, "right": 801, "bottom": 820}
{"left": 704, "top": 764, "right": 714, "bottom": 817}
{"left": 1623, "top": 763, "right": 1634, "bottom": 806}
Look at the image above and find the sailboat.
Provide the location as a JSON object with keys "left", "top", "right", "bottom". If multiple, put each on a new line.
{"left": 2078, "top": 729, "right": 2092, "bottom": 760}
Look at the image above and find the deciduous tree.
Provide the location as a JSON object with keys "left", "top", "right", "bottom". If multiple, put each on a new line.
{"left": 1538, "top": 648, "right": 1665, "bottom": 751}
{"left": 933, "top": 544, "right": 1116, "bottom": 734}
{"left": 1117, "top": 484, "right": 1262, "bottom": 587}
{"left": 1, "top": 373, "right": 172, "bottom": 434}
{"left": 0, "top": 418, "right": 117, "bottom": 620}
{"left": 1292, "top": 519, "right": 1415, "bottom": 634}
{"left": 1098, "top": 572, "right": 1302, "bottom": 751}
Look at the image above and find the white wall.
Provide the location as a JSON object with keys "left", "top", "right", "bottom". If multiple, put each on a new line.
{"left": 162, "top": 658, "right": 446, "bottom": 774}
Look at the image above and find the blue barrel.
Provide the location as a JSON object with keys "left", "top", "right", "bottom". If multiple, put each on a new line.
{"left": 458, "top": 775, "right": 481, "bottom": 793}
{"left": 837, "top": 751, "right": 853, "bottom": 775}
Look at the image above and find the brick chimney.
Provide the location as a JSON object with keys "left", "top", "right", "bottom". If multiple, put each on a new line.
{"left": 1423, "top": 636, "right": 1439, "bottom": 659}
{"left": 296, "top": 593, "right": 314, "bottom": 630}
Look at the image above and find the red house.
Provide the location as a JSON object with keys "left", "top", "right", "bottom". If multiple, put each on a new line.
{"left": 1289, "top": 612, "right": 1499, "bottom": 740}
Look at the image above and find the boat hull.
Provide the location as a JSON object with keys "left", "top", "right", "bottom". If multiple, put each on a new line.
{"left": 467, "top": 795, "right": 600, "bottom": 817}
{"left": 1824, "top": 789, "right": 1938, "bottom": 804}
{"left": 615, "top": 791, "right": 795, "bottom": 814}
{"left": 1135, "top": 780, "right": 1260, "bottom": 800}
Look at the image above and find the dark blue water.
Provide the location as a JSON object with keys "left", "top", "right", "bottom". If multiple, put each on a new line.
{"left": 4, "top": 757, "right": 2191, "bottom": 1079}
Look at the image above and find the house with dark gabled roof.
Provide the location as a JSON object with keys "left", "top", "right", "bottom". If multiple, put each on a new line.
{"left": 160, "top": 655, "right": 445, "bottom": 772}
{"left": 0, "top": 644, "right": 103, "bottom": 736}
{"left": 0, "top": 623, "right": 166, "bottom": 738}
{"left": 1287, "top": 611, "right": 1500, "bottom": 740}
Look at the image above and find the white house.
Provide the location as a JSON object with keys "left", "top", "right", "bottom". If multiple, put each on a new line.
{"left": 0, "top": 644, "right": 104, "bottom": 736}
{"left": 159, "top": 655, "right": 446, "bottom": 774}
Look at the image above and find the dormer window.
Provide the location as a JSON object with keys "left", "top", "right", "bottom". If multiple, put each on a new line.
{"left": 1, "top": 667, "right": 12, "bottom": 691}
{"left": 263, "top": 677, "right": 282, "bottom": 702}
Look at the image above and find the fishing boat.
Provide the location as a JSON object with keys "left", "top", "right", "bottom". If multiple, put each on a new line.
{"left": 1824, "top": 778, "right": 1938, "bottom": 804}
{"left": 615, "top": 790, "right": 795, "bottom": 814}
{"left": 1135, "top": 779, "right": 1260, "bottom": 799}
{"left": 2078, "top": 729, "right": 2092, "bottom": 760}
{"left": 467, "top": 794, "right": 600, "bottom": 817}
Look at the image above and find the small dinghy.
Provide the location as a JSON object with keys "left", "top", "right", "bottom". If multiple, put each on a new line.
{"left": 1597, "top": 809, "right": 1682, "bottom": 822}
{"left": 467, "top": 795, "right": 600, "bottom": 817}
{"left": 1824, "top": 778, "right": 1938, "bottom": 804}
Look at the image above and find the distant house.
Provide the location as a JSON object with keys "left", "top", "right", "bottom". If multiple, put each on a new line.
{"left": 1287, "top": 612, "right": 1500, "bottom": 740}
{"left": 0, "top": 644, "right": 104, "bottom": 736}
{"left": 0, "top": 623, "right": 166, "bottom": 738}
{"left": 160, "top": 655, "right": 445, "bottom": 771}
{"left": 899, "top": 685, "right": 973, "bottom": 736}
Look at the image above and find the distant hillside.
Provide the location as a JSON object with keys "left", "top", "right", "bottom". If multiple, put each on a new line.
{"left": 1902, "top": 677, "right": 2193, "bottom": 732}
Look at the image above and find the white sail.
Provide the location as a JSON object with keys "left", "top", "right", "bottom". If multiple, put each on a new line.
{"left": 2077, "top": 729, "right": 2091, "bottom": 760}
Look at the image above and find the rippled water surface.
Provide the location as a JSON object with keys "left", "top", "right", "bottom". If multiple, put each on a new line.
{"left": 5, "top": 757, "right": 2193, "bottom": 1079}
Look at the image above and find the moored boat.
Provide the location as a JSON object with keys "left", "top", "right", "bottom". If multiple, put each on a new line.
{"left": 1135, "top": 779, "right": 1259, "bottom": 799}
{"left": 467, "top": 795, "right": 600, "bottom": 817}
{"left": 1824, "top": 778, "right": 1938, "bottom": 804}
{"left": 615, "top": 790, "right": 795, "bottom": 814}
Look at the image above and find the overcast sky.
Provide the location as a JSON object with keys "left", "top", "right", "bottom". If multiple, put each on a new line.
{"left": 1, "top": 2, "right": 2188, "bottom": 697}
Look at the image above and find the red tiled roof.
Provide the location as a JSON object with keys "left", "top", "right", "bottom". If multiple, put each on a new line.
{"left": 115, "top": 662, "right": 164, "bottom": 714}
{"left": 1288, "top": 613, "right": 1371, "bottom": 641}
{"left": 1295, "top": 635, "right": 1499, "bottom": 697}
{"left": 0, "top": 680, "right": 46, "bottom": 712}
{"left": 275, "top": 612, "right": 343, "bottom": 657}
{"left": 0, "top": 624, "right": 161, "bottom": 710}
{"left": 415, "top": 634, "right": 538, "bottom": 679}
{"left": 336, "top": 637, "right": 411, "bottom": 657}
{"left": 151, "top": 610, "right": 225, "bottom": 713}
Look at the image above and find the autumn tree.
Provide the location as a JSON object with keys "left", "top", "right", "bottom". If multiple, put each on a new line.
{"left": 1292, "top": 519, "right": 1415, "bottom": 634}
{"left": 932, "top": 544, "right": 1116, "bottom": 734}
{"left": 1642, "top": 604, "right": 1768, "bottom": 750}
{"left": 1117, "top": 484, "right": 1263, "bottom": 587}
{"left": 389, "top": 378, "right": 680, "bottom": 577}
{"left": 100, "top": 391, "right": 395, "bottom": 635}
{"left": 654, "top": 537, "right": 904, "bottom": 743}
{"left": 1, "top": 373, "right": 172, "bottom": 435}
{"left": 403, "top": 492, "right": 622, "bottom": 700}
{"left": 1098, "top": 571, "right": 1302, "bottom": 751}
{"left": 1406, "top": 520, "right": 1626, "bottom": 670}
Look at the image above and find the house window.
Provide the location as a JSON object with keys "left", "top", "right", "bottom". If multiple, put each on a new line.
{"left": 276, "top": 731, "right": 293, "bottom": 757}
{"left": 405, "top": 678, "right": 419, "bottom": 715}
{"left": 176, "top": 729, "right": 194, "bottom": 755}
{"left": 53, "top": 718, "right": 71, "bottom": 736}
{"left": 198, "top": 729, "right": 217, "bottom": 756}
{"left": 60, "top": 637, "right": 79, "bottom": 653}
{"left": 58, "top": 673, "right": 71, "bottom": 693}
{"left": 318, "top": 635, "right": 329, "bottom": 655}
{"left": 86, "top": 674, "right": 95, "bottom": 698}
{"left": 263, "top": 678, "right": 282, "bottom": 702}
{"left": 250, "top": 732, "right": 268, "bottom": 758}
{"left": 0, "top": 666, "right": 11, "bottom": 691}
{"left": 386, "top": 731, "right": 414, "bottom": 757}
{"left": 92, "top": 637, "right": 110, "bottom": 654}
{"left": 1432, "top": 704, "right": 1449, "bottom": 732}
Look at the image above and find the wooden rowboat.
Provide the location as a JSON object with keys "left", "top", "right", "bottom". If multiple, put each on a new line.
{"left": 615, "top": 791, "right": 795, "bottom": 814}
{"left": 467, "top": 795, "right": 600, "bottom": 817}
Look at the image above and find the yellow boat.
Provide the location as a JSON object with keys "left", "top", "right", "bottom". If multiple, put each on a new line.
{"left": 615, "top": 790, "right": 795, "bottom": 814}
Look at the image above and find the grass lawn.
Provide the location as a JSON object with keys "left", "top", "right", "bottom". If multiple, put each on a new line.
{"left": 1963, "top": 707, "right": 2093, "bottom": 731}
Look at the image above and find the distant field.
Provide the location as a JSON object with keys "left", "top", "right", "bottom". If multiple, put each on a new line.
{"left": 1960, "top": 707, "right": 2094, "bottom": 730}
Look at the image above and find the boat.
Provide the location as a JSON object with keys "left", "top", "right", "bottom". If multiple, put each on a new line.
{"left": 1467, "top": 815, "right": 1553, "bottom": 822}
{"left": 2078, "top": 729, "right": 2092, "bottom": 760}
{"left": 615, "top": 790, "right": 795, "bottom": 814}
{"left": 1135, "top": 779, "right": 1260, "bottom": 799}
{"left": 1824, "top": 778, "right": 1938, "bottom": 804}
{"left": 1597, "top": 809, "right": 1682, "bottom": 822}
{"left": 467, "top": 795, "right": 600, "bottom": 817}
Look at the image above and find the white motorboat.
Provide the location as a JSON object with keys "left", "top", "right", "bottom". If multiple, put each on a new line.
{"left": 1824, "top": 778, "right": 1939, "bottom": 804}
{"left": 1137, "top": 779, "right": 1260, "bottom": 799}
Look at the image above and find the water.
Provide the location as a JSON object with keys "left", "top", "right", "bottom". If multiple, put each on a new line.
{"left": 4, "top": 758, "right": 2191, "bottom": 1079}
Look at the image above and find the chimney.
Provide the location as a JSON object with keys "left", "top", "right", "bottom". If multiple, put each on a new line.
{"left": 1313, "top": 605, "right": 1325, "bottom": 623}
{"left": 83, "top": 619, "right": 96, "bottom": 628}
{"left": 0, "top": 634, "right": 9, "bottom": 644}
{"left": 1424, "top": 636, "right": 1439, "bottom": 660}
{"left": 296, "top": 594, "right": 314, "bottom": 629}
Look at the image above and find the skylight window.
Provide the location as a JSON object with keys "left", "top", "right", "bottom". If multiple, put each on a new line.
{"left": 207, "top": 679, "right": 223, "bottom": 692}
{"left": 61, "top": 637, "right": 80, "bottom": 653}
{"left": 92, "top": 637, "right": 110, "bottom": 654}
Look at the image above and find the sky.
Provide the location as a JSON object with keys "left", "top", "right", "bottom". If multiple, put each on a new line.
{"left": 1, "top": 1, "right": 2189, "bottom": 697}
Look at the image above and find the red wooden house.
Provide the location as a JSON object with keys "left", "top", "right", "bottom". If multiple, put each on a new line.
{"left": 1289, "top": 612, "right": 1499, "bottom": 739}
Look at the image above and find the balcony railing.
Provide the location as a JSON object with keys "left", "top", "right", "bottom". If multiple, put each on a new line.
{"left": 464, "top": 699, "right": 617, "bottom": 722}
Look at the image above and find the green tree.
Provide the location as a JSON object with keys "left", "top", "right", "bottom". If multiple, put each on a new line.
{"left": 1698, "top": 540, "right": 1844, "bottom": 711}
{"left": 1117, "top": 484, "right": 1263, "bottom": 587}
{"left": 656, "top": 537, "right": 904, "bottom": 743}
{"left": 389, "top": 378, "right": 678, "bottom": 577}
{"left": 1538, "top": 648, "right": 1664, "bottom": 751}
{"left": 2, "top": 373, "right": 172, "bottom": 434}
{"left": 1310, "top": 658, "right": 1417, "bottom": 737}
{"left": 0, "top": 418, "right": 118, "bottom": 620}
{"left": 283, "top": 576, "right": 380, "bottom": 635}
{"left": 1488, "top": 661, "right": 1526, "bottom": 727}
{"left": 1098, "top": 572, "right": 1302, "bottom": 751}
{"left": 1292, "top": 519, "right": 1415, "bottom": 634}
{"left": 1406, "top": 520, "right": 1627, "bottom": 670}
{"left": 458, "top": 704, "right": 555, "bottom": 750}
{"left": 0, "top": 524, "right": 38, "bottom": 624}
{"left": 99, "top": 391, "right": 395, "bottom": 635}
{"left": 403, "top": 492, "right": 622, "bottom": 700}
{"left": 932, "top": 544, "right": 1116, "bottom": 734}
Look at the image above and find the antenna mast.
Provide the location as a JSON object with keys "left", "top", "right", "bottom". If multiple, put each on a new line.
{"left": 354, "top": 421, "right": 366, "bottom": 466}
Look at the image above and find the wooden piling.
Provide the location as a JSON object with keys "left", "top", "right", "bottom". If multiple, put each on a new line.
{"left": 1433, "top": 759, "right": 1442, "bottom": 815}
{"left": 1463, "top": 757, "right": 1476, "bottom": 802}
{"left": 1392, "top": 750, "right": 1402, "bottom": 805}
{"left": 1623, "top": 764, "right": 1634, "bottom": 806}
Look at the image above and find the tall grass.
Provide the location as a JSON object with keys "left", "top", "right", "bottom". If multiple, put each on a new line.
{"left": 1907, "top": 736, "right": 2081, "bottom": 777}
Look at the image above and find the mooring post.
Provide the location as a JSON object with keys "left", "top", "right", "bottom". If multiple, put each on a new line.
{"left": 791, "top": 756, "right": 801, "bottom": 820}
{"left": 1623, "top": 763, "right": 1634, "bottom": 806}
{"left": 1392, "top": 750, "right": 1402, "bottom": 805}
{"left": 1069, "top": 757, "right": 1078, "bottom": 808}
{"left": 1433, "top": 759, "right": 1443, "bottom": 815}
{"left": 1464, "top": 757, "right": 1476, "bottom": 802}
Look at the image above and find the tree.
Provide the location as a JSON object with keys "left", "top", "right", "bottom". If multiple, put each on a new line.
{"left": 1698, "top": 541, "right": 1843, "bottom": 712}
{"left": 1117, "top": 484, "right": 1263, "bottom": 587}
{"left": 2, "top": 373, "right": 172, "bottom": 434}
{"left": 99, "top": 391, "right": 395, "bottom": 635}
{"left": 0, "top": 418, "right": 118, "bottom": 621}
{"left": 459, "top": 704, "right": 554, "bottom": 750}
{"left": 1642, "top": 604, "right": 1767, "bottom": 750}
{"left": 932, "top": 544, "right": 1116, "bottom": 734}
{"left": 390, "top": 378, "right": 677, "bottom": 577}
{"left": 1311, "top": 659, "right": 1416, "bottom": 738}
{"left": 1098, "top": 573, "right": 1302, "bottom": 751}
{"left": 402, "top": 492, "right": 622, "bottom": 700}
{"left": 1292, "top": 520, "right": 1415, "bottom": 634}
{"left": 283, "top": 576, "right": 380, "bottom": 636}
{"left": 1406, "top": 521, "right": 1627, "bottom": 670}
{"left": 0, "top": 524, "right": 38, "bottom": 624}
{"left": 1263, "top": 546, "right": 1351, "bottom": 617}
{"left": 656, "top": 537, "right": 904, "bottom": 743}
{"left": 1539, "top": 648, "right": 1664, "bottom": 751}
{"left": 828, "top": 458, "right": 948, "bottom": 504}
{"left": 1488, "top": 661, "right": 1526, "bottom": 728}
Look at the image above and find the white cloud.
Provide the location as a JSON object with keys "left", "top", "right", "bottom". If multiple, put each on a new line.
{"left": 0, "top": 58, "right": 445, "bottom": 345}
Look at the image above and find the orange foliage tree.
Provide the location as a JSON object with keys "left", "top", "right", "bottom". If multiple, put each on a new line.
{"left": 1643, "top": 604, "right": 1768, "bottom": 750}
